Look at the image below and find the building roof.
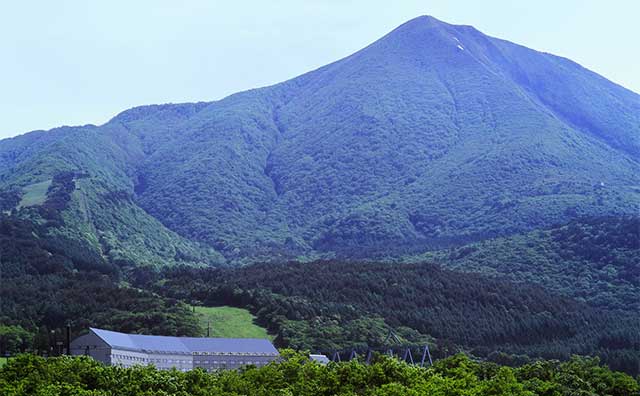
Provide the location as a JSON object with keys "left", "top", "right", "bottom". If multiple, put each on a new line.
{"left": 89, "top": 328, "right": 279, "bottom": 355}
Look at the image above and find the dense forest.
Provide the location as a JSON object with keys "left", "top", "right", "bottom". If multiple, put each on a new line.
{"left": 141, "top": 261, "right": 640, "bottom": 376}
{"left": 0, "top": 215, "right": 200, "bottom": 356}
{"left": 1, "top": 352, "right": 638, "bottom": 396}
{"left": 411, "top": 217, "right": 640, "bottom": 311}
{"left": 1, "top": 212, "right": 639, "bottom": 376}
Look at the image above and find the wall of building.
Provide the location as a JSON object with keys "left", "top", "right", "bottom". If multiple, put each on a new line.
{"left": 111, "top": 349, "right": 193, "bottom": 371}
{"left": 70, "top": 333, "right": 112, "bottom": 365}
{"left": 71, "top": 330, "right": 279, "bottom": 371}
{"left": 193, "top": 353, "right": 278, "bottom": 371}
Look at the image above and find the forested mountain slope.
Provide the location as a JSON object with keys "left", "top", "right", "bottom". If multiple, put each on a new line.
{"left": 1, "top": 15, "right": 638, "bottom": 264}
{"left": 408, "top": 216, "right": 640, "bottom": 311}
{"left": 0, "top": 214, "right": 201, "bottom": 354}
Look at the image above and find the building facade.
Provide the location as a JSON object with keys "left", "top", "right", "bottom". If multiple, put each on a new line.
{"left": 70, "top": 328, "right": 279, "bottom": 371}
{"left": 309, "top": 354, "right": 330, "bottom": 364}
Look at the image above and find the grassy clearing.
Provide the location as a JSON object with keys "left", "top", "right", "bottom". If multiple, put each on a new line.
{"left": 18, "top": 179, "right": 51, "bottom": 208}
{"left": 194, "top": 306, "right": 272, "bottom": 340}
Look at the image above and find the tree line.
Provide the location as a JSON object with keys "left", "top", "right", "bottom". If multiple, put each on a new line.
{"left": 1, "top": 351, "right": 638, "bottom": 396}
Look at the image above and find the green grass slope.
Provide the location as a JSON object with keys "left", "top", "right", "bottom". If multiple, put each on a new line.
{"left": 17, "top": 180, "right": 51, "bottom": 208}
{"left": 194, "top": 306, "right": 271, "bottom": 339}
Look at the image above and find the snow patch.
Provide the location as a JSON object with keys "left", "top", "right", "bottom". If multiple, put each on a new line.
{"left": 453, "top": 36, "right": 464, "bottom": 50}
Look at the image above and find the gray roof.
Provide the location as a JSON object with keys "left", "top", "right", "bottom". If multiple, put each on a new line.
{"left": 90, "top": 328, "right": 279, "bottom": 355}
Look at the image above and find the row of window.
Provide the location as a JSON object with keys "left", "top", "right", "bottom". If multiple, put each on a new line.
{"left": 194, "top": 360, "right": 265, "bottom": 366}
{"left": 111, "top": 354, "right": 274, "bottom": 368}
{"left": 112, "top": 354, "right": 190, "bottom": 365}
{"left": 193, "top": 352, "right": 274, "bottom": 356}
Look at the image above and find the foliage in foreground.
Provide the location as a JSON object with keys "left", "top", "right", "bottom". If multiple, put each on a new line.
{"left": 0, "top": 352, "right": 638, "bottom": 396}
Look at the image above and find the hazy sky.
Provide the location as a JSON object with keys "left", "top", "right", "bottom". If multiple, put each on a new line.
{"left": 1, "top": 0, "right": 638, "bottom": 139}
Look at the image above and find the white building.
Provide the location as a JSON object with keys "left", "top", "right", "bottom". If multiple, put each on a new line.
{"left": 310, "top": 354, "right": 330, "bottom": 364}
{"left": 70, "top": 328, "right": 279, "bottom": 371}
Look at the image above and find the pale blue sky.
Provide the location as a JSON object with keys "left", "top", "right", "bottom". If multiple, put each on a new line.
{"left": 1, "top": 0, "right": 638, "bottom": 139}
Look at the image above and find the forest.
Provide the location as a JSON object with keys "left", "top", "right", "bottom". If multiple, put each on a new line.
{"left": 1, "top": 351, "right": 638, "bottom": 396}
{"left": 1, "top": 213, "right": 638, "bottom": 377}
{"left": 413, "top": 217, "right": 640, "bottom": 311}
{"left": 141, "top": 261, "right": 640, "bottom": 376}
{"left": 0, "top": 215, "right": 199, "bottom": 356}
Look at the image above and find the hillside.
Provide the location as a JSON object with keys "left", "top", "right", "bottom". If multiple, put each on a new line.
{"left": 407, "top": 216, "right": 640, "bottom": 311}
{"left": 145, "top": 260, "right": 640, "bottom": 375}
{"left": 0, "top": 16, "right": 638, "bottom": 264}
{"left": 2, "top": 212, "right": 638, "bottom": 374}
{"left": 0, "top": 214, "right": 202, "bottom": 354}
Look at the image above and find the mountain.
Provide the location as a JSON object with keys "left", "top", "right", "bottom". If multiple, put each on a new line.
{"left": 1, "top": 15, "right": 638, "bottom": 265}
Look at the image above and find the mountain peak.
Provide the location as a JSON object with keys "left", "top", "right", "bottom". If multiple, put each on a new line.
{"left": 355, "top": 14, "right": 475, "bottom": 64}
{"left": 369, "top": 15, "right": 481, "bottom": 53}
{"left": 390, "top": 14, "right": 450, "bottom": 35}
{"left": 402, "top": 15, "right": 446, "bottom": 26}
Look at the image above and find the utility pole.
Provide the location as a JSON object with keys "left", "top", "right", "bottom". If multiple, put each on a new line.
{"left": 207, "top": 321, "right": 210, "bottom": 337}
{"left": 0, "top": 249, "right": 3, "bottom": 317}
{"left": 66, "top": 324, "right": 71, "bottom": 355}
{"left": 0, "top": 248, "right": 4, "bottom": 319}
{"left": 50, "top": 330, "right": 56, "bottom": 356}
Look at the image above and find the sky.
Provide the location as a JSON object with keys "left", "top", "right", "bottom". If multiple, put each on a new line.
{"left": 1, "top": 0, "right": 638, "bottom": 139}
